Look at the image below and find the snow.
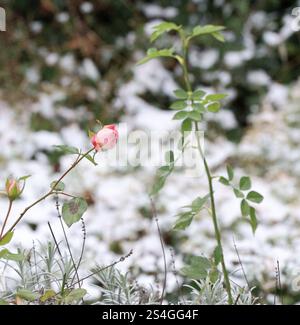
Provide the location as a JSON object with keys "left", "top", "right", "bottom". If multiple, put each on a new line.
{"left": 56, "top": 12, "right": 70, "bottom": 24}
{"left": 79, "top": 59, "right": 100, "bottom": 81}
{"left": 190, "top": 49, "right": 219, "bottom": 70}
{"left": 142, "top": 4, "right": 178, "bottom": 19}
{"left": 80, "top": 2, "right": 94, "bottom": 14}
{"left": 1, "top": 32, "right": 300, "bottom": 300}
{"left": 247, "top": 70, "right": 271, "bottom": 86}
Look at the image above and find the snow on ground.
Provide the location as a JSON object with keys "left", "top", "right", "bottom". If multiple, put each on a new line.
{"left": 1, "top": 63, "right": 300, "bottom": 300}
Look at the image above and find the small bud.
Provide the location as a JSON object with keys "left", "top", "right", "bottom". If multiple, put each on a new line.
{"left": 5, "top": 178, "right": 21, "bottom": 201}
{"left": 91, "top": 124, "right": 118, "bottom": 151}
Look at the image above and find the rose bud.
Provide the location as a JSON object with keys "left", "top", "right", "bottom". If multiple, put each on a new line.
{"left": 5, "top": 178, "right": 21, "bottom": 201}
{"left": 91, "top": 124, "right": 118, "bottom": 151}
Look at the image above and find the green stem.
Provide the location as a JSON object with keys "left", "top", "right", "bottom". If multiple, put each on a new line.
{"left": 0, "top": 200, "right": 13, "bottom": 239}
{"left": 0, "top": 148, "right": 94, "bottom": 241}
{"left": 181, "top": 37, "right": 192, "bottom": 92}
{"left": 194, "top": 123, "right": 233, "bottom": 304}
{"left": 180, "top": 36, "right": 233, "bottom": 304}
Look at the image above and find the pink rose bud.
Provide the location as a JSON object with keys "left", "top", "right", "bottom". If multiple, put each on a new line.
{"left": 5, "top": 178, "right": 21, "bottom": 201}
{"left": 91, "top": 124, "right": 118, "bottom": 151}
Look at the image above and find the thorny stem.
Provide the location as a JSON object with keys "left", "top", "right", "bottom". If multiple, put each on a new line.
{"left": 0, "top": 148, "right": 94, "bottom": 242}
{"left": 180, "top": 36, "right": 233, "bottom": 304}
{"left": 0, "top": 200, "right": 13, "bottom": 240}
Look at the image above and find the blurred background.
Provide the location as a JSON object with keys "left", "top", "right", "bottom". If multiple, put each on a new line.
{"left": 1, "top": 0, "right": 300, "bottom": 303}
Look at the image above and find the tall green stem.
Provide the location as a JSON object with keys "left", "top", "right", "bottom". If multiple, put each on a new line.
{"left": 181, "top": 37, "right": 233, "bottom": 304}
{"left": 194, "top": 124, "right": 233, "bottom": 304}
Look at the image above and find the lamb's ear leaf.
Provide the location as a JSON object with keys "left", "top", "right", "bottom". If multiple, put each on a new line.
{"left": 16, "top": 289, "right": 40, "bottom": 302}
{"left": 0, "top": 249, "right": 25, "bottom": 261}
{"left": 63, "top": 289, "right": 87, "bottom": 304}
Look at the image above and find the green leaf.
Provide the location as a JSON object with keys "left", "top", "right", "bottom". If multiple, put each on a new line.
{"left": 137, "top": 48, "right": 175, "bottom": 65}
{"left": 233, "top": 188, "right": 244, "bottom": 198}
{"left": 157, "top": 165, "right": 172, "bottom": 177}
{"left": 50, "top": 181, "right": 65, "bottom": 192}
{"left": 150, "top": 22, "right": 181, "bottom": 42}
{"left": 192, "top": 25, "right": 225, "bottom": 37}
{"left": 16, "top": 289, "right": 40, "bottom": 302}
{"left": 212, "top": 31, "right": 225, "bottom": 42}
{"left": 213, "top": 246, "right": 222, "bottom": 265}
{"left": 150, "top": 164, "right": 173, "bottom": 196}
{"left": 191, "top": 194, "right": 210, "bottom": 212}
{"left": 150, "top": 177, "right": 166, "bottom": 196}
{"left": 219, "top": 177, "right": 230, "bottom": 186}
{"left": 53, "top": 145, "right": 79, "bottom": 155}
{"left": 174, "top": 89, "right": 188, "bottom": 99}
{"left": 0, "top": 231, "right": 14, "bottom": 246}
{"left": 239, "top": 176, "right": 251, "bottom": 191}
{"left": 181, "top": 118, "right": 192, "bottom": 133}
{"left": 0, "top": 249, "right": 9, "bottom": 259}
{"left": 85, "top": 154, "right": 98, "bottom": 166}
{"left": 249, "top": 207, "right": 258, "bottom": 234}
{"left": 40, "top": 290, "right": 56, "bottom": 303}
{"left": 173, "top": 111, "right": 188, "bottom": 120}
{"left": 188, "top": 111, "right": 202, "bottom": 121}
{"left": 173, "top": 212, "right": 194, "bottom": 231}
{"left": 63, "top": 288, "right": 87, "bottom": 304}
{"left": 205, "top": 93, "right": 228, "bottom": 101}
{"left": 170, "top": 100, "right": 186, "bottom": 110}
{"left": 207, "top": 101, "right": 220, "bottom": 113}
{"left": 181, "top": 256, "right": 211, "bottom": 279}
{"left": 1, "top": 250, "right": 25, "bottom": 261}
{"left": 241, "top": 199, "right": 250, "bottom": 217}
{"left": 62, "top": 197, "right": 88, "bottom": 228}
{"left": 226, "top": 165, "right": 234, "bottom": 181}
{"left": 18, "top": 175, "right": 31, "bottom": 182}
{"left": 192, "top": 89, "right": 206, "bottom": 100}
{"left": 247, "top": 191, "right": 264, "bottom": 204}
{"left": 192, "top": 103, "right": 205, "bottom": 113}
